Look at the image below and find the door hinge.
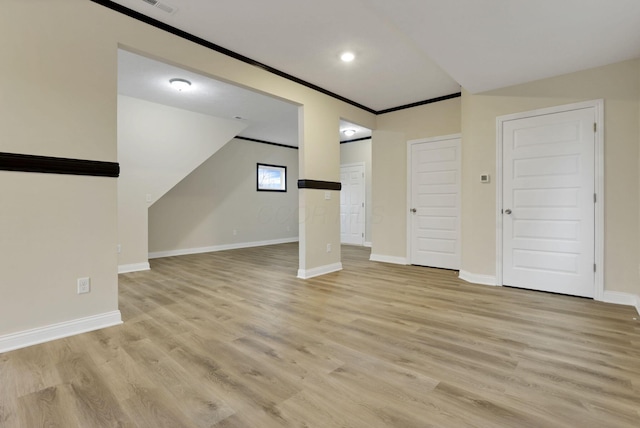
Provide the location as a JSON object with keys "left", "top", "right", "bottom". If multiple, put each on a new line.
{"left": 362, "top": 202, "right": 364, "bottom": 207}
{"left": 593, "top": 123, "right": 597, "bottom": 133}
{"left": 594, "top": 193, "right": 596, "bottom": 203}
{"left": 362, "top": 233, "right": 364, "bottom": 237}
{"left": 594, "top": 263, "right": 596, "bottom": 273}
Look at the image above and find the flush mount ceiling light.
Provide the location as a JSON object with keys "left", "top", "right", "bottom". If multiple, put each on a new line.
{"left": 343, "top": 129, "right": 357, "bottom": 137}
{"left": 169, "top": 78, "right": 191, "bottom": 91}
{"left": 340, "top": 52, "right": 355, "bottom": 62}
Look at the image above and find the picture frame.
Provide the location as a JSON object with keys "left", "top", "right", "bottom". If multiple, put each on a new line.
{"left": 257, "top": 163, "right": 287, "bottom": 192}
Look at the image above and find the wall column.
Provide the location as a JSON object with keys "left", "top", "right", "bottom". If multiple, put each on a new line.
{"left": 297, "top": 106, "right": 342, "bottom": 278}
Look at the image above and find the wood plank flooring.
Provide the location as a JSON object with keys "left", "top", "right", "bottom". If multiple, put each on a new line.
{"left": 1, "top": 243, "right": 639, "bottom": 427}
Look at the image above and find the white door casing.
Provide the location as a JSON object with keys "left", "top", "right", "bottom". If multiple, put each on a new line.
{"left": 340, "top": 163, "right": 365, "bottom": 245}
{"left": 497, "top": 100, "right": 604, "bottom": 299}
{"left": 407, "top": 135, "right": 461, "bottom": 270}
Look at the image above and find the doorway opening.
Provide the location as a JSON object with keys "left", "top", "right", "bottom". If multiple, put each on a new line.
{"left": 339, "top": 120, "right": 372, "bottom": 247}
{"left": 116, "top": 48, "right": 300, "bottom": 274}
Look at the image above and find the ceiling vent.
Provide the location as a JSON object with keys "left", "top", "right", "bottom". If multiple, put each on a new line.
{"left": 141, "top": 0, "right": 177, "bottom": 15}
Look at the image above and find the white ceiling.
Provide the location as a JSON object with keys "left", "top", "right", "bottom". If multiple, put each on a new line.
{"left": 364, "top": 0, "right": 640, "bottom": 94}
{"left": 109, "top": 0, "right": 640, "bottom": 111}
{"left": 113, "top": 0, "right": 640, "bottom": 146}
{"left": 339, "top": 120, "right": 372, "bottom": 142}
{"left": 118, "top": 50, "right": 370, "bottom": 145}
{"left": 118, "top": 49, "right": 301, "bottom": 146}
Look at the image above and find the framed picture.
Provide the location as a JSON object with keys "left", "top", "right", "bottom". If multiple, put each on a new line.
{"left": 257, "top": 163, "right": 287, "bottom": 192}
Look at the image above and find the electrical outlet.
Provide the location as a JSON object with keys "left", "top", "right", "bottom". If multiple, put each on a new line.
{"left": 325, "top": 192, "right": 331, "bottom": 200}
{"left": 77, "top": 277, "right": 91, "bottom": 294}
{"left": 326, "top": 243, "right": 331, "bottom": 253}
{"left": 233, "top": 229, "right": 237, "bottom": 236}
{"left": 117, "top": 244, "right": 121, "bottom": 254}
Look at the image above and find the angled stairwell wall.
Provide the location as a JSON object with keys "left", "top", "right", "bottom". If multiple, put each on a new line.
{"left": 117, "top": 95, "right": 247, "bottom": 272}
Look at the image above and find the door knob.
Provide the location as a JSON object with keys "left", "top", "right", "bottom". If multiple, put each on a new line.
{"left": 504, "top": 209, "right": 512, "bottom": 215}
{"left": 410, "top": 208, "right": 417, "bottom": 213}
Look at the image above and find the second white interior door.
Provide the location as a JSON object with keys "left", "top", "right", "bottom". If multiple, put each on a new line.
{"left": 408, "top": 136, "right": 461, "bottom": 270}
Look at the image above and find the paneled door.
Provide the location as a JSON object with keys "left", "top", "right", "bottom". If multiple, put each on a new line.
{"left": 340, "top": 163, "right": 365, "bottom": 245}
{"left": 408, "top": 136, "right": 461, "bottom": 270}
{"left": 502, "top": 107, "right": 595, "bottom": 297}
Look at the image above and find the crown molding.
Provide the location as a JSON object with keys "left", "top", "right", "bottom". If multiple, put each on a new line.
{"left": 90, "top": 0, "right": 460, "bottom": 116}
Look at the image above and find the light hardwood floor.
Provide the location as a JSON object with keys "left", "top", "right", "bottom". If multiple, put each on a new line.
{"left": 1, "top": 243, "right": 639, "bottom": 427}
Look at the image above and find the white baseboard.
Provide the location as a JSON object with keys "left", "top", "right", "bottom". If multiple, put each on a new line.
{"left": 149, "top": 237, "right": 299, "bottom": 259}
{"left": 602, "top": 291, "right": 640, "bottom": 315}
{"left": 297, "top": 263, "right": 343, "bottom": 279}
{"left": 369, "top": 254, "right": 408, "bottom": 265}
{"left": 459, "top": 270, "right": 498, "bottom": 286}
{"left": 118, "top": 262, "right": 150, "bottom": 274}
{"left": 0, "top": 311, "right": 122, "bottom": 354}
{"left": 364, "top": 242, "right": 372, "bottom": 248}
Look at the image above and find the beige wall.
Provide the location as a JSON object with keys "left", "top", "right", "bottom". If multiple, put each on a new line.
{"left": 297, "top": 107, "right": 342, "bottom": 272}
{"left": 340, "top": 139, "right": 372, "bottom": 243}
{"left": 0, "top": 173, "right": 118, "bottom": 335}
{"left": 371, "top": 98, "right": 462, "bottom": 258}
{"left": 0, "top": 0, "right": 119, "bottom": 335}
{"left": 149, "top": 139, "right": 299, "bottom": 253}
{"left": 1, "top": 2, "right": 116, "bottom": 161}
{"left": 1, "top": 0, "right": 375, "bottom": 340}
{"left": 117, "top": 95, "right": 246, "bottom": 268}
{"left": 461, "top": 59, "right": 640, "bottom": 295}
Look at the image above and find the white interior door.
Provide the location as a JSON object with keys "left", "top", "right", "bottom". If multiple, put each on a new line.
{"left": 502, "top": 108, "right": 595, "bottom": 297}
{"left": 408, "top": 136, "right": 461, "bottom": 270}
{"left": 340, "top": 164, "right": 365, "bottom": 245}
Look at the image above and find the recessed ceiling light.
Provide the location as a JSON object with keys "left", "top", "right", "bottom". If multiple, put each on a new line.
{"left": 340, "top": 52, "right": 355, "bottom": 63}
{"left": 343, "top": 129, "right": 357, "bottom": 137}
{"left": 169, "top": 78, "right": 191, "bottom": 91}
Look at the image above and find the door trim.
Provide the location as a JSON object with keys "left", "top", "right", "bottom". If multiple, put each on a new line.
{"left": 495, "top": 100, "right": 604, "bottom": 300}
{"left": 407, "top": 133, "right": 462, "bottom": 266}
